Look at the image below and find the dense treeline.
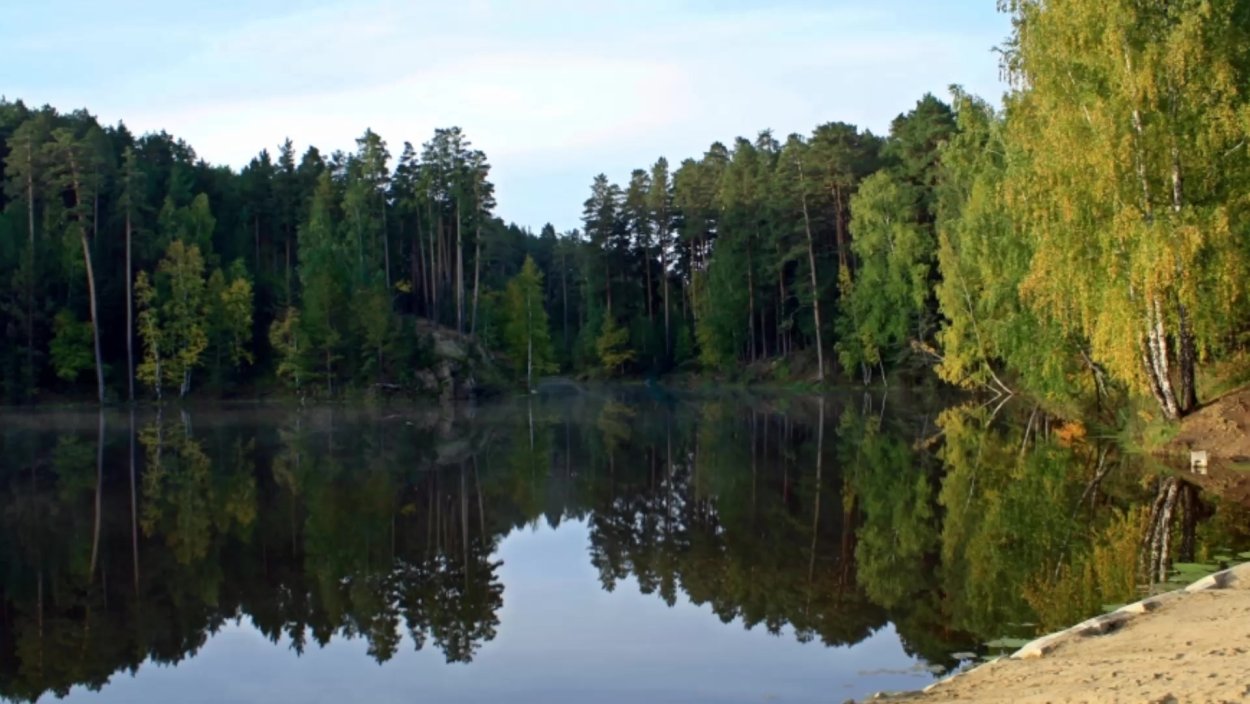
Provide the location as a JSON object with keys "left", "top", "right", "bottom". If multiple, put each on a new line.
{"left": 0, "top": 101, "right": 549, "bottom": 401}
{"left": 556, "top": 0, "right": 1250, "bottom": 420}
{"left": 5, "top": 0, "right": 1250, "bottom": 419}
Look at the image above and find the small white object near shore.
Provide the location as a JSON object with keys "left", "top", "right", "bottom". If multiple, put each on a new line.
{"left": 1190, "top": 450, "right": 1209, "bottom": 475}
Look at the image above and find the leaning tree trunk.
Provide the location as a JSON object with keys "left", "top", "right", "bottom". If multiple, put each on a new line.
{"left": 80, "top": 256, "right": 103, "bottom": 401}
{"left": 796, "top": 162, "right": 825, "bottom": 383}
{"left": 67, "top": 153, "right": 105, "bottom": 404}
{"left": 90, "top": 411, "right": 104, "bottom": 579}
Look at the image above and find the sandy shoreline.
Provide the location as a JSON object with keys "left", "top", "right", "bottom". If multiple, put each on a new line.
{"left": 872, "top": 564, "right": 1250, "bottom": 704}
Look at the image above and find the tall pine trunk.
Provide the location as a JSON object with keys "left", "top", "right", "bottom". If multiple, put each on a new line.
{"left": 429, "top": 208, "right": 440, "bottom": 323}
{"left": 661, "top": 228, "right": 670, "bottom": 358}
{"left": 285, "top": 229, "right": 292, "bottom": 308}
{"left": 456, "top": 201, "right": 464, "bottom": 333}
{"left": 126, "top": 209, "right": 135, "bottom": 402}
{"left": 644, "top": 234, "right": 654, "bottom": 323}
{"left": 382, "top": 198, "right": 391, "bottom": 292}
{"left": 415, "top": 216, "right": 428, "bottom": 318}
{"left": 129, "top": 408, "right": 140, "bottom": 587}
{"left": 255, "top": 216, "right": 261, "bottom": 275}
{"left": 833, "top": 184, "right": 849, "bottom": 274}
{"left": 561, "top": 249, "right": 569, "bottom": 357}
{"left": 471, "top": 183, "right": 482, "bottom": 336}
{"left": 746, "top": 234, "right": 756, "bottom": 363}
{"left": 25, "top": 143, "right": 35, "bottom": 390}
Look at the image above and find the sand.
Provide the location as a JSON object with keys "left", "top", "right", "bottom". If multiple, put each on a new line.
{"left": 883, "top": 568, "right": 1250, "bottom": 704}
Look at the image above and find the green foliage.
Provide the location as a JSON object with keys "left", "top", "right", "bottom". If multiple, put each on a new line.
{"left": 595, "top": 314, "right": 634, "bottom": 376}
{"left": 693, "top": 266, "right": 744, "bottom": 372}
{"left": 135, "top": 239, "right": 210, "bottom": 398}
{"left": 206, "top": 261, "right": 255, "bottom": 383}
{"left": 934, "top": 89, "right": 1079, "bottom": 402}
{"left": 351, "top": 278, "right": 392, "bottom": 379}
{"left": 49, "top": 309, "right": 93, "bottom": 382}
{"left": 296, "top": 172, "right": 348, "bottom": 391}
{"left": 503, "top": 256, "right": 555, "bottom": 388}
{"left": 837, "top": 171, "right": 931, "bottom": 379}
{"left": 1000, "top": 0, "right": 1250, "bottom": 417}
{"left": 268, "top": 307, "right": 306, "bottom": 391}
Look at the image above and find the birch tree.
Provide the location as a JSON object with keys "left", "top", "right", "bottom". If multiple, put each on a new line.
{"left": 1001, "top": 0, "right": 1250, "bottom": 419}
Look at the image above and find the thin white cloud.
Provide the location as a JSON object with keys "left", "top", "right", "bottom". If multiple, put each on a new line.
{"left": 3, "top": 0, "right": 1010, "bottom": 231}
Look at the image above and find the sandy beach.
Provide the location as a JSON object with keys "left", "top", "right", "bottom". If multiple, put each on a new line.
{"left": 883, "top": 565, "right": 1250, "bottom": 703}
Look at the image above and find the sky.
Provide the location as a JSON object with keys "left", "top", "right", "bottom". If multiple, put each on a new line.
{"left": 1, "top": 0, "right": 1011, "bottom": 233}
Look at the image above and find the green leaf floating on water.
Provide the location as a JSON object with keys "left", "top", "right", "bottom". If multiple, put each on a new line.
{"left": 984, "top": 637, "right": 1031, "bottom": 650}
{"left": 1238, "top": 551, "right": 1250, "bottom": 560}
{"left": 1101, "top": 603, "right": 1126, "bottom": 613}
{"left": 950, "top": 652, "right": 978, "bottom": 661}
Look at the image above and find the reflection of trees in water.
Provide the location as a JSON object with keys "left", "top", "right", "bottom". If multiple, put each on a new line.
{"left": 0, "top": 395, "right": 1245, "bottom": 701}
{"left": 933, "top": 402, "right": 1241, "bottom": 637}
{"left": 578, "top": 396, "right": 887, "bottom": 648}
{"left": 0, "top": 409, "right": 505, "bottom": 702}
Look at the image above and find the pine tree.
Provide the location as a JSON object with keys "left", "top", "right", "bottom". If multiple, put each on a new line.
{"left": 45, "top": 127, "right": 106, "bottom": 402}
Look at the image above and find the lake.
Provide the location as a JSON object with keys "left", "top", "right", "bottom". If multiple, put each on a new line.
{"left": 0, "top": 387, "right": 1244, "bottom": 703}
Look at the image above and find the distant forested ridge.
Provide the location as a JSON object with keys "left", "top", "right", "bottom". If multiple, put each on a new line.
{"left": 3, "top": 0, "right": 1249, "bottom": 418}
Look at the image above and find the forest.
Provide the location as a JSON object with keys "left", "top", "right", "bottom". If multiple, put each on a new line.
{"left": 3, "top": 0, "right": 1249, "bottom": 421}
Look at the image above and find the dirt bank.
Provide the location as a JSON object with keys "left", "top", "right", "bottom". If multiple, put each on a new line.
{"left": 1155, "top": 386, "right": 1250, "bottom": 506}
{"left": 1164, "top": 386, "right": 1250, "bottom": 462}
{"left": 879, "top": 565, "right": 1250, "bottom": 704}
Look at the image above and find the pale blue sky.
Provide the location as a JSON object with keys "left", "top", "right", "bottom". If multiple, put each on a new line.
{"left": 1, "top": 0, "right": 1010, "bottom": 232}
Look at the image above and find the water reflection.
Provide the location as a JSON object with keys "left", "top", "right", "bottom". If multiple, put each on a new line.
{"left": 0, "top": 391, "right": 1245, "bottom": 702}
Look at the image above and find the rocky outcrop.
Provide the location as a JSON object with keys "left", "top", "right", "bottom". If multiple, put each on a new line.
{"left": 379, "top": 321, "right": 506, "bottom": 401}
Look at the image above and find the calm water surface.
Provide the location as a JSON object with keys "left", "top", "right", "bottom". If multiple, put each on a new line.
{"left": 0, "top": 388, "right": 1243, "bottom": 703}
